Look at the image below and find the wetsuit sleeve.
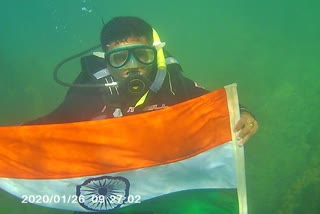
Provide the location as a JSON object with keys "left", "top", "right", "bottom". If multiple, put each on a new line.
{"left": 23, "top": 90, "right": 104, "bottom": 125}
{"left": 23, "top": 72, "right": 105, "bottom": 125}
{"left": 23, "top": 99, "right": 71, "bottom": 125}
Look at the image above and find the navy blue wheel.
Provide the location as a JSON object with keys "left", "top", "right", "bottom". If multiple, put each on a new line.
{"left": 76, "top": 175, "right": 130, "bottom": 211}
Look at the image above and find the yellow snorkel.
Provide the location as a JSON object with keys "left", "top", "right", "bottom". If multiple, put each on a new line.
{"left": 153, "top": 29, "right": 166, "bottom": 70}
{"left": 135, "top": 28, "right": 167, "bottom": 107}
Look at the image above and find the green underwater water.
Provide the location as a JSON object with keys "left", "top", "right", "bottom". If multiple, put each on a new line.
{"left": 1, "top": 0, "right": 320, "bottom": 213}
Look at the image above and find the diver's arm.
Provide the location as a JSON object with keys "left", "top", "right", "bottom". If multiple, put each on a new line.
{"left": 23, "top": 89, "right": 105, "bottom": 125}
{"left": 22, "top": 97, "right": 78, "bottom": 125}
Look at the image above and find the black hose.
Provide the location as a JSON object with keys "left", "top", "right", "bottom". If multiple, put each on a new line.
{"left": 53, "top": 44, "right": 111, "bottom": 88}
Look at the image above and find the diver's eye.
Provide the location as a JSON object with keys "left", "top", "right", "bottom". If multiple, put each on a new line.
{"left": 109, "top": 50, "right": 129, "bottom": 68}
{"left": 134, "top": 48, "right": 155, "bottom": 64}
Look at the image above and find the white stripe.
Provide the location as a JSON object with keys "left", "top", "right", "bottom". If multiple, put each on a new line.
{"left": 0, "top": 142, "right": 236, "bottom": 212}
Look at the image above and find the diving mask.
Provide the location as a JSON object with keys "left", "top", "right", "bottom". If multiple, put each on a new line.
{"left": 105, "top": 45, "right": 157, "bottom": 69}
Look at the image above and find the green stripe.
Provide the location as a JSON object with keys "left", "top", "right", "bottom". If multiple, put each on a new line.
{"left": 107, "top": 189, "right": 238, "bottom": 214}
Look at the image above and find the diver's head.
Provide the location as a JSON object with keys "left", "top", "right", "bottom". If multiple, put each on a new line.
{"left": 101, "top": 17, "right": 156, "bottom": 82}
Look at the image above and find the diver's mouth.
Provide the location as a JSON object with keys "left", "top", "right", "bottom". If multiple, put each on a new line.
{"left": 125, "top": 70, "right": 141, "bottom": 77}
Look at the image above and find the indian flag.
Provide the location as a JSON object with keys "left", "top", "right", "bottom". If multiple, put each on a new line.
{"left": 0, "top": 84, "right": 247, "bottom": 214}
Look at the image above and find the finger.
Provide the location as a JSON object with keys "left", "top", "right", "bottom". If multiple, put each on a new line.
{"left": 234, "top": 117, "right": 247, "bottom": 131}
{"left": 251, "top": 121, "right": 258, "bottom": 135}
{"left": 236, "top": 120, "right": 258, "bottom": 145}
{"left": 237, "top": 133, "right": 250, "bottom": 146}
{"left": 236, "top": 121, "right": 254, "bottom": 138}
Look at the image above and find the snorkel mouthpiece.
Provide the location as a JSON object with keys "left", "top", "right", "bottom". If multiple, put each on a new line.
{"left": 127, "top": 72, "right": 147, "bottom": 94}
{"left": 118, "top": 72, "right": 150, "bottom": 95}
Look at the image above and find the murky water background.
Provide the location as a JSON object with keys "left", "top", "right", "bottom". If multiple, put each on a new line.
{"left": 1, "top": 0, "right": 319, "bottom": 213}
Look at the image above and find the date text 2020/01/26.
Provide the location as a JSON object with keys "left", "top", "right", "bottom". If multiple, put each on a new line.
{"left": 21, "top": 194, "right": 142, "bottom": 205}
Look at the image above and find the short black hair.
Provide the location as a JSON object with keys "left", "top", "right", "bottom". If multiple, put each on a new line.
{"left": 100, "top": 16, "right": 153, "bottom": 51}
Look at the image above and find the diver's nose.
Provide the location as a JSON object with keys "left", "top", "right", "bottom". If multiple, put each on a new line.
{"left": 125, "top": 56, "right": 139, "bottom": 69}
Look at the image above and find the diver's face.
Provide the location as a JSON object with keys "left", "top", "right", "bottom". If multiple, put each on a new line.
{"left": 106, "top": 36, "right": 155, "bottom": 81}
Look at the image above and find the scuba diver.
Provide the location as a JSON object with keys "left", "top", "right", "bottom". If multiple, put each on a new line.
{"left": 25, "top": 17, "right": 215, "bottom": 123}
{"left": 23, "top": 16, "right": 258, "bottom": 213}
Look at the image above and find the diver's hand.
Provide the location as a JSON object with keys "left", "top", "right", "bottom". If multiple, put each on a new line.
{"left": 234, "top": 111, "right": 258, "bottom": 146}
